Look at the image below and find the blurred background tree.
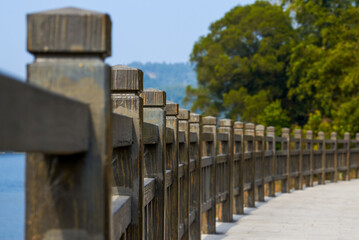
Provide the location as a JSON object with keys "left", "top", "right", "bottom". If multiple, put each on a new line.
{"left": 185, "top": 0, "right": 359, "bottom": 137}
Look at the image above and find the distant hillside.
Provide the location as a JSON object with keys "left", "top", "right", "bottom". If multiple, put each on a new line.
{"left": 127, "top": 62, "right": 197, "bottom": 107}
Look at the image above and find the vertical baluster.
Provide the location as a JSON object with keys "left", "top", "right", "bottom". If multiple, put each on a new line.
{"left": 201, "top": 116, "right": 217, "bottom": 234}
{"left": 245, "top": 123, "right": 256, "bottom": 207}
{"left": 189, "top": 113, "right": 202, "bottom": 239}
{"left": 178, "top": 109, "right": 190, "bottom": 240}
{"left": 294, "top": 129, "right": 303, "bottom": 190}
{"left": 26, "top": 8, "right": 112, "bottom": 240}
{"left": 256, "top": 125, "right": 265, "bottom": 202}
{"left": 282, "top": 128, "right": 290, "bottom": 193}
{"left": 141, "top": 89, "right": 166, "bottom": 240}
{"left": 318, "top": 131, "right": 326, "bottom": 184}
{"left": 111, "top": 65, "right": 144, "bottom": 239}
{"left": 234, "top": 122, "right": 244, "bottom": 214}
{"left": 344, "top": 132, "right": 350, "bottom": 181}
{"left": 165, "top": 101, "right": 179, "bottom": 240}
{"left": 306, "top": 130, "right": 314, "bottom": 187}
{"left": 267, "top": 126, "right": 276, "bottom": 197}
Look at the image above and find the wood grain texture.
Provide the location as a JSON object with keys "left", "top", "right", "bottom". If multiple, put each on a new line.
{"left": 201, "top": 116, "right": 217, "bottom": 234}
{"left": 26, "top": 8, "right": 112, "bottom": 240}
{"left": 142, "top": 88, "right": 166, "bottom": 240}
{"left": 112, "top": 196, "right": 131, "bottom": 240}
{"left": 112, "top": 113, "right": 133, "bottom": 147}
{"left": 27, "top": 7, "right": 111, "bottom": 57}
{"left": 0, "top": 73, "right": 90, "bottom": 154}
{"left": 111, "top": 64, "right": 144, "bottom": 239}
{"left": 165, "top": 101, "right": 179, "bottom": 240}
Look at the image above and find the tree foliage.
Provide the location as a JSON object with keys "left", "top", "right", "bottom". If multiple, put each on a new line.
{"left": 186, "top": 0, "right": 359, "bottom": 136}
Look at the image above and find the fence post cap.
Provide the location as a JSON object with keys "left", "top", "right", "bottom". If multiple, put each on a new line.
{"left": 256, "top": 125, "right": 265, "bottom": 136}
{"left": 294, "top": 129, "right": 302, "bottom": 139}
{"left": 267, "top": 126, "right": 275, "bottom": 137}
{"left": 245, "top": 123, "right": 255, "bottom": 129}
{"left": 306, "top": 130, "right": 313, "bottom": 139}
{"left": 330, "top": 132, "right": 337, "bottom": 140}
{"left": 165, "top": 101, "right": 179, "bottom": 116}
{"left": 141, "top": 88, "right": 166, "bottom": 107}
{"left": 202, "top": 116, "right": 217, "bottom": 125}
{"left": 27, "top": 7, "right": 111, "bottom": 57}
{"left": 111, "top": 65, "right": 143, "bottom": 91}
{"left": 234, "top": 121, "right": 244, "bottom": 129}
{"left": 344, "top": 132, "right": 350, "bottom": 140}
{"left": 189, "top": 113, "right": 201, "bottom": 123}
{"left": 219, "top": 119, "right": 233, "bottom": 127}
{"left": 356, "top": 133, "right": 359, "bottom": 141}
{"left": 178, "top": 108, "right": 190, "bottom": 120}
{"left": 318, "top": 131, "right": 325, "bottom": 140}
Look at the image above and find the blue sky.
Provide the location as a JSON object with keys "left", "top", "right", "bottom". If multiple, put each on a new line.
{"left": 0, "top": 0, "right": 255, "bottom": 79}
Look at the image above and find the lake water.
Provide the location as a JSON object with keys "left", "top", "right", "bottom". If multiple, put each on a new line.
{"left": 0, "top": 153, "right": 25, "bottom": 240}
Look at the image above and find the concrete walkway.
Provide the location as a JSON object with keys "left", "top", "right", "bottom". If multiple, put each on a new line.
{"left": 202, "top": 179, "right": 359, "bottom": 240}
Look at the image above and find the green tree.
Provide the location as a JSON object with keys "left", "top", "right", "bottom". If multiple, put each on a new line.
{"left": 184, "top": 1, "right": 294, "bottom": 121}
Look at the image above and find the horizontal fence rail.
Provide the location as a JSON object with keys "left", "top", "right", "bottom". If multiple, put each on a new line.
{"left": 1, "top": 6, "right": 359, "bottom": 240}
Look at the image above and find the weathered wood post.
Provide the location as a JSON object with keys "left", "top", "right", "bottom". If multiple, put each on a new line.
{"left": 165, "top": 101, "right": 179, "bottom": 240}
{"left": 233, "top": 121, "right": 244, "bottom": 214}
{"left": 267, "top": 126, "right": 276, "bottom": 197}
{"left": 306, "top": 130, "right": 314, "bottom": 187}
{"left": 281, "top": 128, "right": 290, "bottom": 193}
{"left": 355, "top": 133, "right": 359, "bottom": 178}
{"left": 26, "top": 7, "right": 112, "bottom": 240}
{"left": 344, "top": 132, "right": 351, "bottom": 181}
{"left": 201, "top": 116, "right": 217, "bottom": 234}
{"left": 331, "top": 132, "right": 338, "bottom": 182}
{"left": 141, "top": 88, "right": 166, "bottom": 240}
{"left": 294, "top": 129, "right": 303, "bottom": 190}
{"left": 318, "top": 131, "right": 326, "bottom": 184}
{"left": 256, "top": 125, "right": 265, "bottom": 202}
{"left": 111, "top": 65, "right": 144, "bottom": 239}
{"left": 178, "top": 109, "right": 190, "bottom": 240}
{"left": 245, "top": 123, "right": 256, "bottom": 207}
{"left": 217, "top": 119, "right": 234, "bottom": 221}
{"left": 189, "top": 113, "right": 202, "bottom": 239}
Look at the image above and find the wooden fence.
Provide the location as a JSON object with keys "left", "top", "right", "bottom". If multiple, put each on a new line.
{"left": 1, "top": 7, "right": 359, "bottom": 240}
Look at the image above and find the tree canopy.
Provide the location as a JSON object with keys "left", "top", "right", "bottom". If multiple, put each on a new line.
{"left": 185, "top": 0, "right": 359, "bottom": 137}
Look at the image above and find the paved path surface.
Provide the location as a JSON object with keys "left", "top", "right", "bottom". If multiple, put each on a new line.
{"left": 202, "top": 179, "right": 359, "bottom": 240}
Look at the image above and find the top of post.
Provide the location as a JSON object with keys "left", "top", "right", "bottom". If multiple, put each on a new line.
{"left": 219, "top": 119, "right": 233, "bottom": 127}
{"left": 306, "top": 130, "right": 313, "bottom": 139}
{"left": 189, "top": 113, "right": 201, "bottom": 123}
{"left": 111, "top": 65, "right": 143, "bottom": 92}
{"left": 245, "top": 123, "right": 255, "bottom": 136}
{"left": 202, "top": 116, "right": 217, "bottom": 125}
{"left": 356, "top": 133, "right": 359, "bottom": 141}
{"left": 27, "top": 7, "right": 111, "bottom": 57}
{"left": 344, "top": 132, "right": 350, "bottom": 140}
{"left": 294, "top": 129, "right": 302, "bottom": 139}
{"left": 281, "top": 128, "right": 290, "bottom": 138}
{"left": 255, "top": 125, "right": 265, "bottom": 136}
{"left": 331, "top": 132, "right": 337, "bottom": 140}
{"left": 318, "top": 131, "right": 325, "bottom": 140}
{"left": 141, "top": 88, "right": 166, "bottom": 107}
{"left": 178, "top": 108, "right": 190, "bottom": 120}
{"left": 267, "top": 126, "right": 275, "bottom": 137}
{"left": 234, "top": 121, "right": 244, "bottom": 129}
{"left": 165, "top": 101, "right": 179, "bottom": 116}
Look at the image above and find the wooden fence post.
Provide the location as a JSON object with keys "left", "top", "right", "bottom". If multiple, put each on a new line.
{"left": 355, "top": 133, "right": 359, "bottom": 178}
{"left": 26, "top": 8, "right": 112, "bottom": 240}
{"left": 201, "top": 116, "right": 217, "bottom": 234}
{"left": 267, "top": 126, "right": 276, "bottom": 197}
{"left": 318, "top": 131, "right": 326, "bottom": 184}
{"left": 330, "top": 132, "right": 338, "bottom": 183}
{"left": 217, "top": 119, "right": 234, "bottom": 221}
{"left": 178, "top": 109, "right": 190, "bottom": 240}
{"left": 189, "top": 113, "right": 202, "bottom": 239}
{"left": 165, "top": 101, "right": 179, "bottom": 240}
{"left": 282, "top": 128, "right": 290, "bottom": 193}
{"left": 141, "top": 88, "right": 166, "bottom": 240}
{"left": 245, "top": 123, "right": 256, "bottom": 207}
{"left": 294, "top": 129, "right": 303, "bottom": 190}
{"left": 233, "top": 121, "right": 244, "bottom": 214}
{"left": 111, "top": 65, "right": 144, "bottom": 239}
{"left": 256, "top": 125, "right": 265, "bottom": 202}
{"left": 344, "top": 132, "right": 351, "bottom": 181}
{"left": 306, "top": 130, "right": 314, "bottom": 187}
